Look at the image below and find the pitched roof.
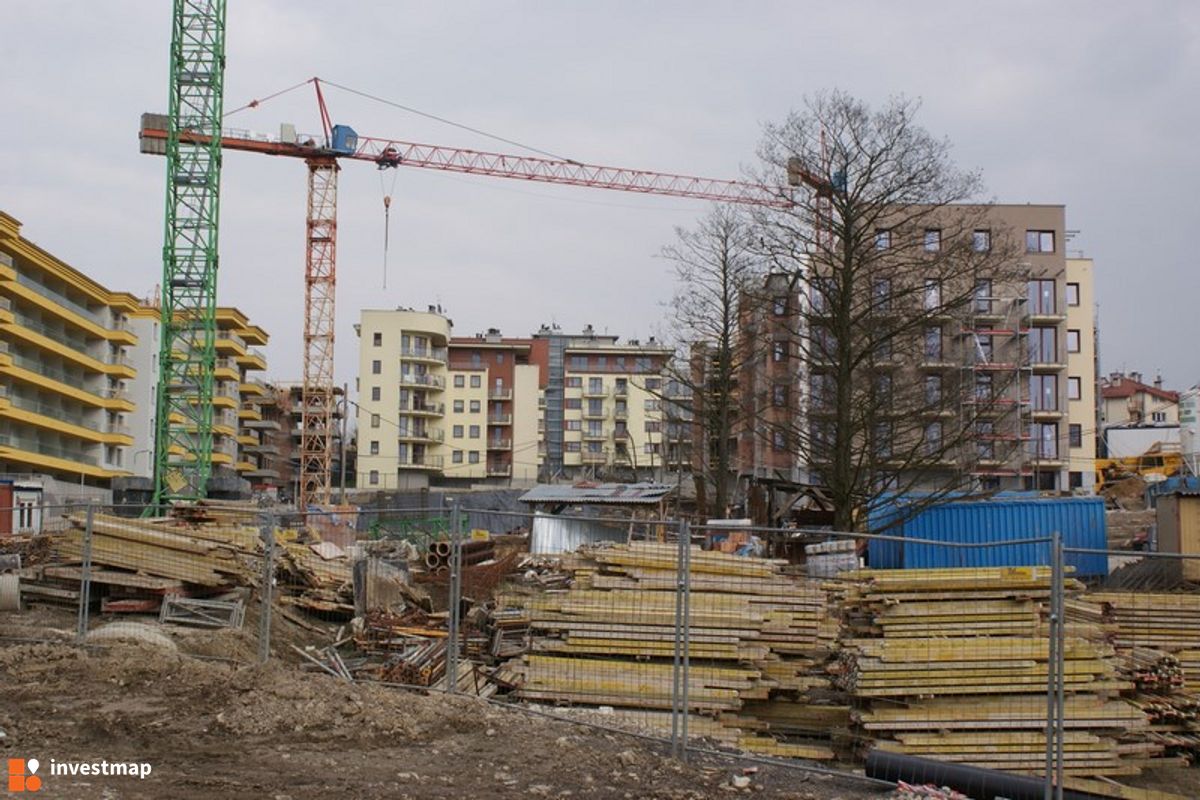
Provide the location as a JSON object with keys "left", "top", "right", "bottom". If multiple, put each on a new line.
{"left": 1101, "top": 378, "right": 1179, "bottom": 403}
{"left": 520, "top": 482, "right": 674, "bottom": 505}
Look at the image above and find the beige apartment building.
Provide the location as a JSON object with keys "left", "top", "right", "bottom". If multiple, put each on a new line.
{"left": 354, "top": 311, "right": 679, "bottom": 489}
{"left": 1065, "top": 258, "right": 1097, "bottom": 491}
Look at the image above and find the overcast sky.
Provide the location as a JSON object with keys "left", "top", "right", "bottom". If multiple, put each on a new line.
{"left": 4, "top": 2, "right": 1198, "bottom": 391}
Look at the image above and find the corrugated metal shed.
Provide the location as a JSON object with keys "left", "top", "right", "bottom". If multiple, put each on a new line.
{"left": 520, "top": 482, "right": 674, "bottom": 506}
{"left": 529, "top": 512, "right": 627, "bottom": 554}
{"left": 869, "top": 496, "right": 1108, "bottom": 577}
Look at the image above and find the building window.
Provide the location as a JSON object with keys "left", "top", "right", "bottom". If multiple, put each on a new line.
{"left": 924, "top": 326, "right": 942, "bottom": 361}
{"left": 645, "top": 378, "right": 661, "bottom": 391}
{"left": 565, "top": 398, "right": 581, "bottom": 410}
{"left": 596, "top": 356, "right": 607, "bottom": 368}
{"left": 872, "top": 278, "right": 892, "bottom": 312}
{"left": 372, "top": 332, "right": 382, "bottom": 346}
{"left": 589, "top": 398, "right": 605, "bottom": 415}
{"left": 369, "top": 440, "right": 379, "bottom": 455}
{"left": 1026, "top": 230, "right": 1055, "bottom": 253}
{"left": 1030, "top": 375, "right": 1058, "bottom": 410}
{"left": 570, "top": 356, "right": 587, "bottom": 370}
{"left": 923, "top": 278, "right": 941, "bottom": 310}
{"left": 773, "top": 430, "right": 786, "bottom": 451}
{"left": 454, "top": 375, "right": 465, "bottom": 388}
{"left": 874, "top": 373, "right": 893, "bottom": 405}
{"left": 972, "top": 229, "right": 991, "bottom": 252}
{"left": 773, "top": 341, "right": 786, "bottom": 362}
{"left": 469, "top": 451, "right": 480, "bottom": 464}
{"left": 1066, "top": 282, "right": 1080, "bottom": 306}
{"left": 923, "top": 229, "right": 941, "bottom": 252}
{"left": 875, "top": 229, "right": 892, "bottom": 250}
{"left": 369, "top": 470, "right": 379, "bottom": 485}
{"left": 875, "top": 422, "right": 893, "bottom": 458}
{"left": 773, "top": 296, "right": 787, "bottom": 316}
{"left": 469, "top": 399, "right": 481, "bottom": 413}
{"left": 470, "top": 374, "right": 481, "bottom": 388}
{"left": 1029, "top": 423, "right": 1059, "bottom": 459}
{"left": 811, "top": 277, "right": 833, "bottom": 313}
{"left": 1069, "top": 471, "right": 1083, "bottom": 490}
{"left": 370, "top": 414, "right": 380, "bottom": 428}
{"left": 925, "top": 374, "right": 942, "bottom": 405}
{"left": 495, "top": 352, "right": 504, "bottom": 364}
{"left": 975, "top": 373, "right": 993, "bottom": 401}
{"left": 565, "top": 441, "right": 581, "bottom": 452}
{"left": 644, "top": 442, "right": 656, "bottom": 455}
{"left": 645, "top": 421, "right": 661, "bottom": 433}
{"left": 1028, "top": 279, "right": 1057, "bottom": 315}
{"left": 452, "top": 451, "right": 463, "bottom": 464}
{"left": 1068, "top": 376, "right": 1081, "bottom": 401}
{"left": 973, "top": 279, "right": 993, "bottom": 313}
{"left": 924, "top": 422, "right": 943, "bottom": 455}
{"left": 453, "top": 425, "right": 464, "bottom": 438}
{"left": 470, "top": 351, "right": 482, "bottom": 366}
{"left": 1069, "top": 424, "right": 1082, "bottom": 448}
{"left": 1066, "top": 329, "right": 1081, "bottom": 353}
{"left": 566, "top": 419, "right": 581, "bottom": 431}
{"left": 773, "top": 384, "right": 787, "bottom": 407}
{"left": 469, "top": 425, "right": 480, "bottom": 438}
{"left": 976, "top": 422, "right": 995, "bottom": 461}
{"left": 371, "top": 386, "right": 381, "bottom": 401}
{"left": 566, "top": 376, "right": 582, "bottom": 388}
{"left": 1152, "top": 411, "right": 1167, "bottom": 423}
{"left": 588, "top": 377, "right": 603, "bottom": 394}
{"left": 453, "top": 399, "right": 464, "bottom": 413}
{"left": 1029, "top": 327, "right": 1057, "bottom": 363}
{"left": 371, "top": 360, "right": 381, "bottom": 375}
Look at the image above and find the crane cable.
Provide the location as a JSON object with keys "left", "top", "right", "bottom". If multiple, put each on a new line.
{"left": 380, "top": 167, "right": 400, "bottom": 289}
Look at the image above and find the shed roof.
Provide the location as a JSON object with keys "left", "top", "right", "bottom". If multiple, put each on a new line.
{"left": 520, "top": 482, "right": 674, "bottom": 506}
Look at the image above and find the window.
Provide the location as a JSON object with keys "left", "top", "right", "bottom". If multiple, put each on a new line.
{"left": 495, "top": 352, "right": 504, "bottom": 364}
{"left": 874, "top": 373, "right": 893, "bottom": 405}
{"left": 773, "top": 341, "right": 786, "bottom": 362}
{"left": 369, "top": 470, "right": 379, "bottom": 486}
{"left": 469, "top": 451, "right": 480, "bottom": 464}
{"left": 1028, "top": 279, "right": 1056, "bottom": 315}
{"left": 596, "top": 356, "right": 607, "bottom": 368}
{"left": 566, "top": 376, "right": 582, "bottom": 388}
{"left": 570, "top": 356, "right": 587, "bottom": 370}
{"left": 875, "top": 229, "right": 892, "bottom": 250}
{"left": 565, "top": 441, "right": 581, "bottom": 452}
{"left": 645, "top": 378, "right": 661, "bottom": 391}
{"left": 924, "top": 326, "right": 943, "bottom": 361}
{"left": 588, "top": 377, "right": 603, "bottom": 394}
{"left": 371, "top": 360, "right": 381, "bottom": 375}
{"left": 645, "top": 420, "right": 661, "bottom": 433}
{"left": 566, "top": 419, "right": 581, "bottom": 431}
{"left": 1029, "top": 423, "right": 1058, "bottom": 459}
{"left": 370, "top": 414, "right": 380, "bottom": 428}
{"left": 1029, "top": 327, "right": 1057, "bottom": 363}
{"left": 453, "top": 375, "right": 465, "bottom": 388}
{"left": 924, "top": 229, "right": 941, "bottom": 252}
{"left": 370, "top": 386, "right": 381, "bottom": 402}
{"left": 972, "top": 229, "right": 991, "bottom": 252}
{"left": 586, "top": 441, "right": 603, "bottom": 454}
{"left": 1066, "top": 329, "right": 1081, "bottom": 354}
{"left": 452, "top": 451, "right": 463, "bottom": 464}
{"left": 975, "top": 373, "right": 993, "bottom": 401}
{"left": 587, "top": 420, "right": 603, "bottom": 436}
{"left": 924, "top": 422, "right": 943, "bottom": 455}
{"left": 874, "top": 422, "right": 893, "bottom": 458}
{"left": 469, "top": 400, "right": 481, "bottom": 413}
{"left": 973, "top": 279, "right": 993, "bottom": 313}
{"left": 1066, "top": 282, "right": 1080, "bottom": 306}
{"left": 469, "top": 375, "right": 481, "bottom": 388}
{"left": 976, "top": 422, "right": 995, "bottom": 461}
{"left": 1069, "top": 424, "right": 1082, "bottom": 448}
{"left": 470, "top": 351, "right": 482, "bottom": 366}
{"left": 589, "top": 398, "right": 605, "bottom": 415}
{"left": 810, "top": 373, "right": 834, "bottom": 409}
{"left": 1068, "top": 376, "right": 1081, "bottom": 400}
{"left": 565, "top": 398, "right": 582, "bottom": 410}
{"left": 1030, "top": 375, "right": 1058, "bottom": 410}
{"left": 811, "top": 277, "right": 833, "bottom": 313}
{"left": 924, "top": 374, "right": 942, "bottom": 405}
{"left": 453, "top": 399, "right": 464, "bottom": 413}
{"left": 773, "top": 430, "right": 786, "bottom": 451}
{"left": 643, "top": 398, "right": 660, "bottom": 412}
{"left": 369, "top": 440, "right": 379, "bottom": 455}
{"left": 975, "top": 335, "right": 994, "bottom": 364}
{"left": 1152, "top": 411, "right": 1167, "bottom": 423}
{"left": 923, "top": 278, "right": 941, "bottom": 310}
{"left": 1069, "top": 471, "right": 1083, "bottom": 490}
{"left": 372, "top": 332, "right": 382, "bottom": 346}
{"left": 773, "top": 296, "right": 788, "bottom": 316}
{"left": 773, "top": 384, "right": 787, "bottom": 407}
{"left": 1025, "top": 230, "right": 1055, "bottom": 253}
{"left": 453, "top": 425, "right": 464, "bottom": 439}
{"left": 872, "top": 278, "right": 892, "bottom": 311}
{"left": 469, "top": 425, "right": 480, "bottom": 438}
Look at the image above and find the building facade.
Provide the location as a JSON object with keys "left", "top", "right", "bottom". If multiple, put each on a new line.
{"left": 0, "top": 212, "right": 139, "bottom": 486}
{"left": 1065, "top": 258, "right": 1098, "bottom": 490}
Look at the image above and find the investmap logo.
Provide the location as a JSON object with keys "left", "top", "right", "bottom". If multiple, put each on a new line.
{"left": 7, "top": 757, "right": 153, "bottom": 792}
{"left": 6, "top": 760, "right": 41, "bottom": 793}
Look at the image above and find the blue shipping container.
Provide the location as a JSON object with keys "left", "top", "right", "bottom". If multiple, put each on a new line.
{"left": 868, "top": 495, "right": 1108, "bottom": 578}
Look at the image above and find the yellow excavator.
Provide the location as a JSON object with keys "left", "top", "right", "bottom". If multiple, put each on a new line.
{"left": 1095, "top": 444, "right": 1182, "bottom": 492}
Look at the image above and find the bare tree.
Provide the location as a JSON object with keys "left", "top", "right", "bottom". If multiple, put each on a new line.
{"left": 661, "top": 206, "right": 764, "bottom": 517}
{"left": 749, "top": 92, "right": 1028, "bottom": 530}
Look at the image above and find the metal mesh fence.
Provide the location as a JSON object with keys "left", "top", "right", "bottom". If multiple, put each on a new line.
{"left": 8, "top": 497, "right": 1200, "bottom": 797}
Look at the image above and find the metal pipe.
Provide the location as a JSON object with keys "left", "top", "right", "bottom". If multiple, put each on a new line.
{"left": 446, "top": 500, "right": 462, "bottom": 693}
{"left": 75, "top": 503, "right": 95, "bottom": 644}
{"left": 865, "top": 750, "right": 1093, "bottom": 800}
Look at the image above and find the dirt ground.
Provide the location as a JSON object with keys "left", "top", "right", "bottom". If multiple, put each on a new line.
{"left": 1, "top": 610, "right": 885, "bottom": 800}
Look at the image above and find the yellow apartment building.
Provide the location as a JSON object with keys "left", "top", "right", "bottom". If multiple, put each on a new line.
{"left": 1065, "top": 258, "right": 1097, "bottom": 491}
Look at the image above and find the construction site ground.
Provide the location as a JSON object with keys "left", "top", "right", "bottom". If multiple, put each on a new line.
{"left": 1, "top": 608, "right": 883, "bottom": 800}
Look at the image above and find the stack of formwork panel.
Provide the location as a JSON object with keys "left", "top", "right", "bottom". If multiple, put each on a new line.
{"left": 498, "top": 541, "right": 844, "bottom": 760}
{"left": 837, "top": 567, "right": 1148, "bottom": 777}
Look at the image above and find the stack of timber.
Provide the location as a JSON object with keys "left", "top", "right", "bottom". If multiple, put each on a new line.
{"left": 837, "top": 567, "right": 1146, "bottom": 777}
{"left": 1075, "top": 592, "right": 1200, "bottom": 762}
{"left": 496, "top": 542, "right": 844, "bottom": 761}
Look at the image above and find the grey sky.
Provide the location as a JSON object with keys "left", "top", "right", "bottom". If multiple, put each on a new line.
{"left": 4, "top": 1, "right": 1197, "bottom": 391}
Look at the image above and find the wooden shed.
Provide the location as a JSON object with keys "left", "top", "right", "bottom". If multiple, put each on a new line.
{"left": 1156, "top": 490, "right": 1200, "bottom": 581}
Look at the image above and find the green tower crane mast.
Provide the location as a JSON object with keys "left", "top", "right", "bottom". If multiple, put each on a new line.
{"left": 151, "top": 0, "right": 228, "bottom": 508}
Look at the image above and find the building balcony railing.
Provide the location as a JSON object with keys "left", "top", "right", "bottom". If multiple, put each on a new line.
{"left": 487, "top": 438, "right": 512, "bottom": 450}
{"left": 407, "top": 401, "right": 445, "bottom": 416}
{"left": 488, "top": 388, "right": 513, "bottom": 401}
{"left": 582, "top": 386, "right": 608, "bottom": 398}
{"left": 14, "top": 272, "right": 108, "bottom": 327}
{"left": 580, "top": 450, "right": 608, "bottom": 464}
{"left": 487, "top": 414, "right": 512, "bottom": 426}
{"left": 0, "top": 434, "right": 100, "bottom": 466}
{"left": 398, "top": 454, "right": 444, "bottom": 470}
{"left": 397, "top": 428, "right": 444, "bottom": 442}
{"left": 582, "top": 409, "right": 607, "bottom": 420}
{"left": 399, "top": 373, "right": 445, "bottom": 389}
{"left": 487, "top": 463, "right": 512, "bottom": 477}
{"left": 582, "top": 430, "right": 607, "bottom": 441}
{"left": 613, "top": 384, "right": 628, "bottom": 397}
{"left": 400, "top": 346, "right": 448, "bottom": 362}
{"left": 613, "top": 408, "right": 628, "bottom": 420}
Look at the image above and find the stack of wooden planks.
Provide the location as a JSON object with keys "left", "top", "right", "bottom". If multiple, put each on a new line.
{"left": 836, "top": 567, "right": 1145, "bottom": 777}
{"left": 497, "top": 541, "right": 843, "bottom": 761}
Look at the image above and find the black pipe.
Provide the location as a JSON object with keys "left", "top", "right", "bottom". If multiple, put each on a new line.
{"left": 865, "top": 750, "right": 1097, "bottom": 800}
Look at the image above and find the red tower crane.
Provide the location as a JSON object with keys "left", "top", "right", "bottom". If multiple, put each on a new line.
{"left": 140, "top": 78, "right": 800, "bottom": 509}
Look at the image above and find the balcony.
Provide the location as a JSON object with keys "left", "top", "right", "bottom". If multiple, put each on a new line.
{"left": 397, "top": 454, "right": 444, "bottom": 470}
{"left": 487, "top": 463, "right": 512, "bottom": 477}
{"left": 400, "top": 345, "right": 447, "bottom": 363}
{"left": 582, "top": 430, "right": 607, "bottom": 441}
{"left": 613, "top": 407, "right": 628, "bottom": 420}
{"left": 245, "top": 443, "right": 280, "bottom": 456}
{"left": 488, "top": 388, "right": 513, "bottom": 401}
{"left": 237, "top": 347, "right": 267, "bottom": 370}
{"left": 399, "top": 373, "right": 445, "bottom": 390}
{"left": 397, "top": 428, "right": 444, "bottom": 443}
{"left": 582, "top": 385, "right": 607, "bottom": 398}
{"left": 0, "top": 434, "right": 100, "bottom": 466}
{"left": 487, "top": 438, "right": 512, "bottom": 450}
{"left": 582, "top": 408, "right": 607, "bottom": 420}
{"left": 581, "top": 450, "right": 608, "bottom": 464}
{"left": 488, "top": 414, "right": 512, "bottom": 426}
{"left": 243, "top": 419, "right": 281, "bottom": 431}
{"left": 407, "top": 401, "right": 445, "bottom": 416}
{"left": 245, "top": 468, "right": 282, "bottom": 481}
{"left": 613, "top": 384, "right": 628, "bottom": 397}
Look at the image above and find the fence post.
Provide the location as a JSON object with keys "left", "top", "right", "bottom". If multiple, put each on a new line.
{"left": 670, "top": 519, "right": 686, "bottom": 758}
{"left": 679, "top": 519, "right": 691, "bottom": 763}
{"left": 446, "top": 499, "right": 462, "bottom": 693}
{"left": 75, "top": 503, "right": 95, "bottom": 644}
{"left": 1043, "top": 530, "right": 1065, "bottom": 800}
{"left": 258, "top": 511, "right": 276, "bottom": 664}
{"left": 1053, "top": 532, "right": 1065, "bottom": 800}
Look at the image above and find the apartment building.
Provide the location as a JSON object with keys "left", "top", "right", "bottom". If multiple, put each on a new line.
{"left": 714, "top": 204, "right": 1088, "bottom": 494}
{"left": 0, "top": 211, "right": 139, "bottom": 486}
{"left": 1099, "top": 371, "right": 1180, "bottom": 459}
{"left": 1065, "top": 258, "right": 1098, "bottom": 490}
{"left": 354, "top": 311, "right": 682, "bottom": 489}
{"left": 125, "top": 304, "right": 271, "bottom": 489}
{"left": 239, "top": 383, "right": 347, "bottom": 501}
